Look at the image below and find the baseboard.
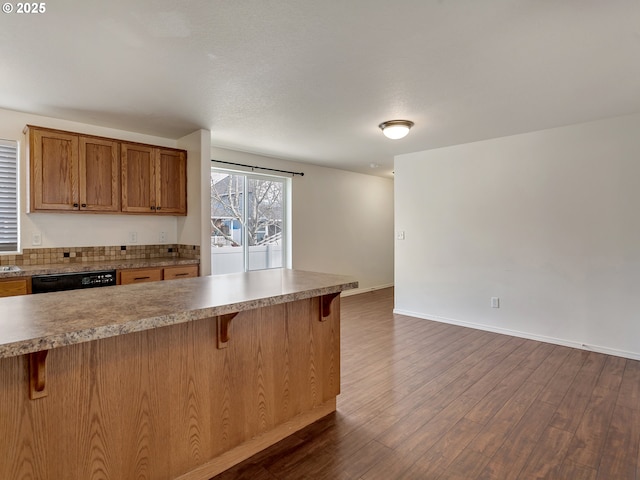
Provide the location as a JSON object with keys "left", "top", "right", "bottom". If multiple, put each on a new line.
{"left": 342, "top": 283, "right": 394, "bottom": 297}
{"left": 393, "top": 308, "right": 640, "bottom": 362}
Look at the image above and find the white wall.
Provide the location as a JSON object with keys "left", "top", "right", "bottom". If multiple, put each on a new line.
{"left": 177, "top": 129, "right": 212, "bottom": 274}
{"left": 0, "top": 105, "right": 391, "bottom": 290}
{"left": 0, "top": 108, "right": 205, "bottom": 250}
{"left": 211, "top": 147, "right": 394, "bottom": 293}
{"left": 395, "top": 113, "right": 640, "bottom": 360}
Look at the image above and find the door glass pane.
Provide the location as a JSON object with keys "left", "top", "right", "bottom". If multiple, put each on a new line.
{"left": 211, "top": 172, "right": 245, "bottom": 274}
{"left": 247, "top": 177, "right": 284, "bottom": 271}
{"left": 211, "top": 168, "right": 288, "bottom": 275}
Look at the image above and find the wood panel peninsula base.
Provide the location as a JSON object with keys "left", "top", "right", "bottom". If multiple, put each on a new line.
{"left": 0, "top": 269, "right": 357, "bottom": 480}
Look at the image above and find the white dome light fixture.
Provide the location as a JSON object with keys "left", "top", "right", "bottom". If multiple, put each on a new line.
{"left": 379, "top": 119, "right": 414, "bottom": 139}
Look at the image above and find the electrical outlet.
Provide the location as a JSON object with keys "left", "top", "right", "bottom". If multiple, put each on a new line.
{"left": 128, "top": 232, "right": 138, "bottom": 244}
{"left": 491, "top": 297, "right": 500, "bottom": 308}
{"left": 32, "top": 232, "right": 42, "bottom": 246}
{"left": 159, "top": 231, "right": 166, "bottom": 243}
{"left": 397, "top": 231, "right": 406, "bottom": 240}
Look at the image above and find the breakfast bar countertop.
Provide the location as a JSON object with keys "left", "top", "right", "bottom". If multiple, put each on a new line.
{"left": 0, "top": 269, "right": 358, "bottom": 359}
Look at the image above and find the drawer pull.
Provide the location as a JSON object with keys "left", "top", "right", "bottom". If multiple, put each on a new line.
{"left": 134, "top": 276, "right": 151, "bottom": 280}
{"left": 175, "top": 273, "right": 189, "bottom": 277}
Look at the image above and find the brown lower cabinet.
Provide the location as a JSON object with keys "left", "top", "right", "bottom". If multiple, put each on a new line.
{"left": 119, "top": 264, "right": 198, "bottom": 285}
{"left": 163, "top": 265, "right": 198, "bottom": 280}
{"left": 119, "top": 267, "right": 163, "bottom": 285}
{"left": 0, "top": 294, "right": 340, "bottom": 479}
{"left": 0, "top": 278, "right": 30, "bottom": 297}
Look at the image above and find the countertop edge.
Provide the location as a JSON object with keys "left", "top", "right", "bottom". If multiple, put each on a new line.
{"left": 0, "top": 258, "right": 200, "bottom": 278}
{"left": 0, "top": 279, "right": 358, "bottom": 359}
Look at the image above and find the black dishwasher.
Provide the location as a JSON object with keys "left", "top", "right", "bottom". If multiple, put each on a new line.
{"left": 31, "top": 270, "right": 116, "bottom": 294}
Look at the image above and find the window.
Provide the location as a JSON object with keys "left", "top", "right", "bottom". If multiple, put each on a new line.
{"left": 211, "top": 167, "right": 290, "bottom": 274}
{"left": 0, "top": 139, "right": 18, "bottom": 253}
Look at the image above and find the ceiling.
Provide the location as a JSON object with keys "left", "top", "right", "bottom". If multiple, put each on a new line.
{"left": 1, "top": 1, "right": 639, "bottom": 178}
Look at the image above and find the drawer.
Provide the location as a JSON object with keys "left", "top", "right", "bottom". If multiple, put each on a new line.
{"left": 163, "top": 265, "right": 198, "bottom": 281}
{"left": 120, "top": 267, "right": 163, "bottom": 285}
{"left": 0, "top": 278, "right": 29, "bottom": 297}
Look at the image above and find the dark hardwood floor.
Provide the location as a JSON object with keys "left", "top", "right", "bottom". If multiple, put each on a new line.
{"left": 212, "top": 288, "right": 640, "bottom": 479}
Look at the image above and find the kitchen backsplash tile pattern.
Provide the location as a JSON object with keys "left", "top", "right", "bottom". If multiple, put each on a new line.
{"left": 0, "top": 244, "right": 200, "bottom": 266}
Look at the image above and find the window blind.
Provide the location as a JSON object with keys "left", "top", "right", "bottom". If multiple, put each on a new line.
{"left": 0, "top": 140, "right": 18, "bottom": 252}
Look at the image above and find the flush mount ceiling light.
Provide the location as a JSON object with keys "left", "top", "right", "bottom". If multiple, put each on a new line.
{"left": 378, "top": 120, "right": 414, "bottom": 139}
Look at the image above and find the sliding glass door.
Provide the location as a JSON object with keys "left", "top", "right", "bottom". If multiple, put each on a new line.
{"left": 211, "top": 168, "right": 289, "bottom": 275}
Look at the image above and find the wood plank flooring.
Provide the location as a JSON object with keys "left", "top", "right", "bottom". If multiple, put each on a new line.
{"left": 212, "top": 288, "right": 640, "bottom": 479}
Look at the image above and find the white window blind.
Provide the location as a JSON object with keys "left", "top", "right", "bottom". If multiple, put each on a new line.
{"left": 0, "top": 139, "right": 18, "bottom": 253}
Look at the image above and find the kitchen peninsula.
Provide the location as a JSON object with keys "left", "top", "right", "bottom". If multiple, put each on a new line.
{"left": 0, "top": 269, "right": 357, "bottom": 479}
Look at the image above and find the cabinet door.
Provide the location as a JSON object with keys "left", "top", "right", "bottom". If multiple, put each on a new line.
{"left": 120, "top": 268, "right": 163, "bottom": 285}
{"left": 156, "top": 148, "right": 187, "bottom": 215}
{"left": 163, "top": 265, "right": 198, "bottom": 280}
{"left": 79, "top": 137, "right": 120, "bottom": 211}
{"left": 0, "top": 278, "right": 29, "bottom": 297}
{"left": 30, "top": 128, "right": 79, "bottom": 211}
{"left": 121, "top": 143, "right": 156, "bottom": 213}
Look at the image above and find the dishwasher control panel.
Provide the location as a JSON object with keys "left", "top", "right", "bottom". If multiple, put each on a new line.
{"left": 32, "top": 270, "right": 117, "bottom": 294}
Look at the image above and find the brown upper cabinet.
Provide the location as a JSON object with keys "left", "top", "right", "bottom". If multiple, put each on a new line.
{"left": 121, "top": 144, "right": 187, "bottom": 215}
{"left": 27, "top": 126, "right": 186, "bottom": 215}
{"left": 28, "top": 126, "right": 119, "bottom": 212}
{"left": 156, "top": 148, "right": 187, "bottom": 215}
{"left": 80, "top": 136, "right": 120, "bottom": 211}
{"left": 29, "top": 128, "right": 79, "bottom": 211}
{"left": 120, "top": 143, "right": 154, "bottom": 214}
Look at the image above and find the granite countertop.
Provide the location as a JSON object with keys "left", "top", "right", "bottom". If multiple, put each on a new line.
{"left": 0, "top": 269, "right": 358, "bottom": 359}
{"left": 0, "top": 257, "right": 199, "bottom": 279}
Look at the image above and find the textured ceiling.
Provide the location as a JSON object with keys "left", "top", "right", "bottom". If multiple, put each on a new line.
{"left": 1, "top": 0, "right": 639, "bottom": 177}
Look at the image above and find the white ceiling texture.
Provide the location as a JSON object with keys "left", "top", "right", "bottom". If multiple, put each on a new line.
{"left": 1, "top": 1, "right": 639, "bottom": 177}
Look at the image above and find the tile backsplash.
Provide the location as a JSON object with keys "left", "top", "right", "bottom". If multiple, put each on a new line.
{"left": 0, "top": 244, "right": 200, "bottom": 266}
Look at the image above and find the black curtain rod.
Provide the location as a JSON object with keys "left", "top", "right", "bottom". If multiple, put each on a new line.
{"left": 211, "top": 159, "right": 304, "bottom": 177}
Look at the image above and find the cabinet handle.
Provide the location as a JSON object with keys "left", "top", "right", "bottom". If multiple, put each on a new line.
{"left": 81, "top": 203, "right": 87, "bottom": 208}
{"left": 157, "top": 206, "right": 162, "bottom": 210}
{"left": 73, "top": 203, "right": 79, "bottom": 208}
{"left": 134, "top": 276, "right": 151, "bottom": 280}
{"left": 175, "top": 273, "right": 189, "bottom": 277}
{"left": 150, "top": 206, "right": 156, "bottom": 211}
